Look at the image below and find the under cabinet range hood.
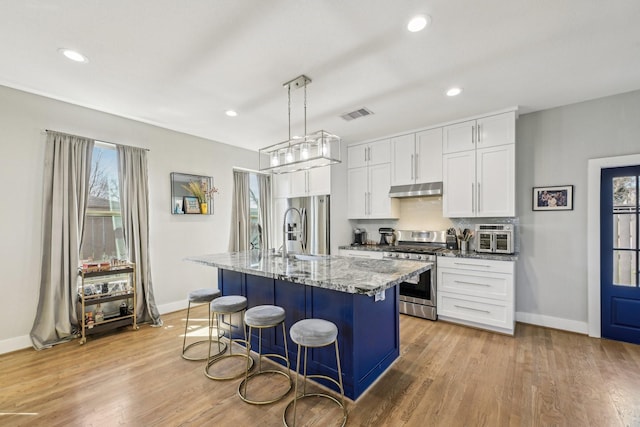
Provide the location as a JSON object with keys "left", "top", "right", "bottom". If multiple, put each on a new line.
{"left": 389, "top": 182, "right": 443, "bottom": 198}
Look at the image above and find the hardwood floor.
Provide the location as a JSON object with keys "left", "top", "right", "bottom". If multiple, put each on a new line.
{"left": 2, "top": 306, "right": 640, "bottom": 426}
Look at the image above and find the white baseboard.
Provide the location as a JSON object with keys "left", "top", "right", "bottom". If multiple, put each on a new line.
{"left": 157, "top": 299, "right": 188, "bottom": 315}
{"left": 516, "top": 311, "right": 588, "bottom": 335}
{"left": 0, "top": 334, "right": 32, "bottom": 355}
{"left": 0, "top": 298, "right": 190, "bottom": 355}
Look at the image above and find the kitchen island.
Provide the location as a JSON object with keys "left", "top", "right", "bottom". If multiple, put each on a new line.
{"left": 187, "top": 250, "right": 431, "bottom": 400}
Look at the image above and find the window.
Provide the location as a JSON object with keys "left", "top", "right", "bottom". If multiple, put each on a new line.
{"left": 80, "top": 144, "right": 126, "bottom": 261}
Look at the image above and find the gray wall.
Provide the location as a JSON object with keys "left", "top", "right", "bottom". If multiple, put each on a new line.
{"left": 516, "top": 89, "right": 640, "bottom": 331}
{"left": 0, "top": 85, "right": 257, "bottom": 352}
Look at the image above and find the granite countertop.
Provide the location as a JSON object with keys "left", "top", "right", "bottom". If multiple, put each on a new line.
{"left": 186, "top": 250, "right": 432, "bottom": 297}
{"left": 338, "top": 244, "right": 519, "bottom": 262}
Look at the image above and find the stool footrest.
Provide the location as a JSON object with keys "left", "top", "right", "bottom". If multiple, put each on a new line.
{"left": 182, "top": 339, "right": 226, "bottom": 361}
{"left": 238, "top": 370, "right": 292, "bottom": 405}
{"left": 283, "top": 393, "right": 347, "bottom": 427}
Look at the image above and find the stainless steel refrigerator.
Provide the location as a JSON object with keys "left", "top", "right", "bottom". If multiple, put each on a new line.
{"left": 274, "top": 195, "right": 330, "bottom": 255}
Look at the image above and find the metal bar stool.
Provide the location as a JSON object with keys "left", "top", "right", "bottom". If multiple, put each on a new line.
{"left": 205, "top": 295, "right": 254, "bottom": 380}
{"left": 283, "top": 318, "right": 347, "bottom": 427}
{"left": 182, "top": 288, "right": 226, "bottom": 361}
{"left": 238, "top": 305, "right": 292, "bottom": 404}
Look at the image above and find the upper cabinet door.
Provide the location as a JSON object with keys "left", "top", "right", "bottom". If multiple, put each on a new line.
{"left": 347, "top": 144, "right": 368, "bottom": 169}
{"left": 368, "top": 139, "right": 390, "bottom": 166}
{"left": 477, "top": 111, "right": 516, "bottom": 149}
{"left": 415, "top": 128, "right": 443, "bottom": 183}
{"left": 273, "top": 173, "right": 291, "bottom": 199}
{"left": 307, "top": 166, "right": 331, "bottom": 196}
{"left": 442, "top": 151, "right": 476, "bottom": 217}
{"left": 368, "top": 163, "right": 397, "bottom": 218}
{"left": 347, "top": 167, "right": 368, "bottom": 218}
{"left": 390, "top": 134, "right": 415, "bottom": 186}
{"left": 476, "top": 144, "right": 515, "bottom": 217}
{"left": 443, "top": 120, "right": 475, "bottom": 154}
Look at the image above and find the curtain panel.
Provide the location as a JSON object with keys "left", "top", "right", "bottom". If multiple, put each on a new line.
{"left": 117, "top": 145, "right": 162, "bottom": 325}
{"left": 30, "top": 132, "right": 94, "bottom": 350}
{"left": 229, "top": 171, "right": 250, "bottom": 251}
{"left": 258, "top": 173, "right": 272, "bottom": 250}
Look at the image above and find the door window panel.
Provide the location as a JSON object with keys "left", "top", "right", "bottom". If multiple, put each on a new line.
{"left": 613, "top": 250, "right": 636, "bottom": 287}
{"left": 613, "top": 214, "right": 637, "bottom": 249}
{"left": 612, "top": 176, "right": 637, "bottom": 206}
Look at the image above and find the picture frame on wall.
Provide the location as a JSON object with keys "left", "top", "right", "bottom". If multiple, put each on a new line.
{"left": 183, "top": 196, "right": 201, "bottom": 214}
{"left": 532, "top": 185, "right": 574, "bottom": 211}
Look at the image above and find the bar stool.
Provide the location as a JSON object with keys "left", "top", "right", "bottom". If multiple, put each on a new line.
{"left": 205, "top": 295, "right": 254, "bottom": 380}
{"left": 182, "top": 288, "right": 226, "bottom": 361}
{"left": 283, "top": 318, "right": 347, "bottom": 427}
{"left": 238, "top": 305, "right": 292, "bottom": 405}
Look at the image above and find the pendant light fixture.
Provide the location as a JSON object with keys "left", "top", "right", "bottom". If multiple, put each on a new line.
{"left": 259, "top": 75, "right": 341, "bottom": 174}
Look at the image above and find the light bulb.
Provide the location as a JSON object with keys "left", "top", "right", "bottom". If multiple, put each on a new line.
{"left": 301, "top": 142, "right": 310, "bottom": 160}
{"left": 271, "top": 151, "right": 279, "bottom": 167}
{"left": 285, "top": 149, "right": 294, "bottom": 163}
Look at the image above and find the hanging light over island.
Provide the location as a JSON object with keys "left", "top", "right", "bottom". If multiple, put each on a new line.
{"left": 259, "top": 75, "right": 341, "bottom": 174}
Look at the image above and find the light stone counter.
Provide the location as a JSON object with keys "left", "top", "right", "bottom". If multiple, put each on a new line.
{"left": 186, "top": 250, "right": 431, "bottom": 297}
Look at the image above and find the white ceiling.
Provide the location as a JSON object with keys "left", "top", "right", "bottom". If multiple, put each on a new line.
{"left": 2, "top": 1, "right": 640, "bottom": 151}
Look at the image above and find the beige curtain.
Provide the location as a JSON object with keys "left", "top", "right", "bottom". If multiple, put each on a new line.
{"left": 258, "top": 173, "right": 272, "bottom": 250}
{"left": 117, "top": 145, "right": 162, "bottom": 325}
{"left": 30, "top": 131, "right": 94, "bottom": 350}
{"left": 229, "top": 170, "right": 250, "bottom": 251}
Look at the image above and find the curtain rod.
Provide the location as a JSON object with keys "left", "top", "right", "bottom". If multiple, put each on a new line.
{"left": 45, "top": 129, "right": 150, "bottom": 151}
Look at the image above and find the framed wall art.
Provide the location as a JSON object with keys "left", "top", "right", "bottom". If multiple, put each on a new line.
{"left": 532, "top": 185, "right": 574, "bottom": 211}
{"left": 182, "top": 196, "right": 201, "bottom": 214}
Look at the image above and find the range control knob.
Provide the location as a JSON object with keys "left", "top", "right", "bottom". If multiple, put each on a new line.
{"left": 403, "top": 254, "right": 411, "bottom": 259}
{"left": 415, "top": 255, "right": 423, "bottom": 260}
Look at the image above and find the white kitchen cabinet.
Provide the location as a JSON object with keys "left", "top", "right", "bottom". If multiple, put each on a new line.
{"left": 339, "top": 249, "right": 384, "bottom": 259}
{"left": 347, "top": 139, "right": 390, "bottom": 169}
{"left": 437, "top": 256, "right": 515, "bottom": 335}
{"left": 289, "top": 167, "right": 331, "bottom": 197}
{"left": 443, "top": 111, "right": 516, "bottom": 154}
{"left": 275, "top": 166, "right": 331, "bottom": 198}
{"left": 347, "top": 163, "right": 398, "bottom": 219}
{"left": 443, "top": 144, "right": 515, "bottom": 217}
{"left": 391, "top": 128, "right": 443, "bottom": 186}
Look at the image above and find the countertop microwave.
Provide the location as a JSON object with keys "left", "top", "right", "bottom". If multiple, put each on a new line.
{"left": 475, "top": 224, "right": 514, "bottom": 254}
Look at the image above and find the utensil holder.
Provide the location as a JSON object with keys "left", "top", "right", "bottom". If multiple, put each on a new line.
{"left": 460, "top": 241, "right": 468, "bottom": 253}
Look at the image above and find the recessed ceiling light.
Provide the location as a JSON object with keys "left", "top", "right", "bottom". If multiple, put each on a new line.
{"left": 58, "top": 48, "right": 88, "bottom": 63}
{"left": 225, "top": 110, "right": 238, "bottom": 117}
{"left": 407, "top": 15, "right": 430, "bottom": 32}
{"left": 446, "top": 87, "right": 462, "bottom": 97}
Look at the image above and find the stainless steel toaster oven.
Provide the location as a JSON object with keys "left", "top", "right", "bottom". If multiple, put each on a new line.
{"left": 475, "top": 224, "right": 514, "bottom": 254}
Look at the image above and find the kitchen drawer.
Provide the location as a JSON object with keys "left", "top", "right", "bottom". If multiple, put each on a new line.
{"left": 437, "top": 256, "right": 514, "bottom": 274}
{"left": 438, "top": 268, "right": 512, "bottom": 300}
{"left": 438, "top": 292, "right": 513, "bottom": 330}
{"left": 339, "top": 249, "right": 384, "bottom": 260}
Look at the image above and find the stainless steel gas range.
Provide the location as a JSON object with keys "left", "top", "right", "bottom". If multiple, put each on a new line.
{"left": 382, "top": 230, "right": 448, "bottom": 321}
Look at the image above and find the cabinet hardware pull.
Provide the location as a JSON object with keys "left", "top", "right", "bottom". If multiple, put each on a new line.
{"left": 477, "top": 123, "right": 481, "bottom": 143}
{"left": 471, "top": 182, "right": 475, "bottom": 213}
{"left": 454, "top": 280, "right": 490, "bottom": 286}
{"left": 415, "top": 153, "right": 419, "bottom": 179}
{"left": 478, "top": 182, "right": 481, "bottom": 212}
{"left": 411, "top": 154, "right": 414, "bottom": 180}
{"left": 472, "top": 125, "right": 475, "bottom": 144}
{"left": 454, "top": 304, "right": 491, "bottom": 314}
{"left": 453, "top": 262, "right": 491, "bottom": 268}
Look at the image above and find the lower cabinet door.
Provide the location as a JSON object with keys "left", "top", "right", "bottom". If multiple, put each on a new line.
{"left": 438, "top": 292, "right": 513, "bottom": 333}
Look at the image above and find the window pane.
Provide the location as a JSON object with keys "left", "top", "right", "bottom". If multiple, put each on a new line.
{"left": 612, "top": 250, "right": 637, "bottom": 287}
{"left": 81, "top": 145, "right": 125, "bottom": 261}
{"left": 613, "top": 214, "right": 637, "bottom": 249}
{"left": 612, "top": 176, "right": 637, "bottom": 207}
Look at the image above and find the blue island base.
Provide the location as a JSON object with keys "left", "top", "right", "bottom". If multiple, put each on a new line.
{"left": 219, "top": 269, "right": 400, "bottom": 400}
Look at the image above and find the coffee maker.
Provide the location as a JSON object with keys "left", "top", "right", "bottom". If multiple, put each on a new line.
{"left": 379, "top": 228, "right": 395, "bottom": 245}
{"left": 353, "top": 228, "right": 367, "bottom": 245}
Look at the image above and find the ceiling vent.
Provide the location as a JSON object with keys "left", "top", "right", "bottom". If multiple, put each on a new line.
{"left": 340, "top": 107, "right": 374, "bottom": 121}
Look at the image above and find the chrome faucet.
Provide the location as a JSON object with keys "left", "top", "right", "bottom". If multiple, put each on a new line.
{"left": 282, "top": 207, "right": 303, "bottom": 259}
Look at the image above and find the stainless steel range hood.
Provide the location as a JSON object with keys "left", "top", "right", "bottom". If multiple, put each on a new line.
{"left": 389, "top": 182, "right": 443, "bottom": 198}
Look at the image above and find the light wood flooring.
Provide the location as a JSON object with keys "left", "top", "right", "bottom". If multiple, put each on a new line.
{"left": 2, "top": 306, "right": 640, "bottom": 426}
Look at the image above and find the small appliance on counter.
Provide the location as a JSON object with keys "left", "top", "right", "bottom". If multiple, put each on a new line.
{"left": 446, "top": 228, "right": 458, "bottom": 250}
{"left": 475, "top": 224, "right": 514, "bottom": 254}
{"left": 378, "top": 227, "right": 395, "bottom": 245}
{"left": 353, "top": 228, "right": 367, "bottom": 246}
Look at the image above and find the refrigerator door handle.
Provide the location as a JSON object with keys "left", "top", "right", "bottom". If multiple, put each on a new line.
{"left": 301, "top": 208, "right": 308, "bottom": 253}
